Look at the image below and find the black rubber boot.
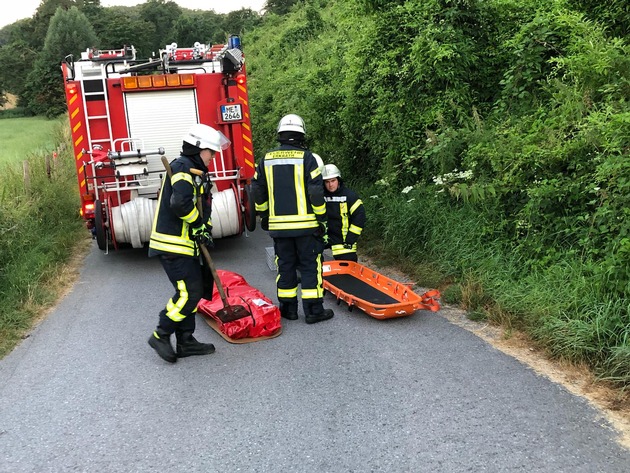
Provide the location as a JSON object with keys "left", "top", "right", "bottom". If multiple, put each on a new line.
{"left": 148, "top": 329, "right": 177, "bottom": 363}
{"left": 280, "top": 301, "right": 299, "bottom": 321}
{"left": 175, "top": 332, "right": 215, "bottom": 358}
{"left": 305, "top": 302, "right": 334, "bottom": 324}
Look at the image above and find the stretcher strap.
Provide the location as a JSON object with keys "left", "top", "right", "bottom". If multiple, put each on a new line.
{"left": 416, "top": 289, "right": 441, "bottom": 312}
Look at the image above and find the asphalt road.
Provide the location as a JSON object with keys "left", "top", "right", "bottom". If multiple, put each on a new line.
{"left": 1, "top": 228, "right": 629, "bottom": 472}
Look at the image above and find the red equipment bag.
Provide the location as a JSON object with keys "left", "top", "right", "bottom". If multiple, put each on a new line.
{"left": 197, "top": 270, "right": 282, "bottom": 341}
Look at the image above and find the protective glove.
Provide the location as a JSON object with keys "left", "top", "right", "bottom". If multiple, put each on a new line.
{"left": 315, "top": 220, "right": 328, "bottom": 246}
{"left": 261, "top": 216, "right": 269, "bottom": 231}
{"left": 191, "top": 223, "right": 214, "bottom": 248}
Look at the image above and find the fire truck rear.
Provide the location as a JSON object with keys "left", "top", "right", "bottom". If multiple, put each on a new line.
{"left": 61, "top": 36, "right": 256, "bottom": 252}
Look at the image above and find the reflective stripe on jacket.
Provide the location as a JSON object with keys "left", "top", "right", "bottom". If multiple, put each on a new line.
{"left": 251, "top": 145, "right": 326, "bottom": 238}
{"left": 149, "top": 154, "right": 211, "bottom": 257}
{"left": 324, "top": 183, "right": 365, "bottom": 252}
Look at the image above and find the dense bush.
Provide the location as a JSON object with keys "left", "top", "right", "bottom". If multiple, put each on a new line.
{"left": 245, "top": 0, "right": 629, "bottom": 385}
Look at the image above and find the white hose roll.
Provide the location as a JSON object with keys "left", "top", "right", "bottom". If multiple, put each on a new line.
{"left": 110, "top": 197, "right": 157, "bottom": 248}
{"left": 211, "top": 188, "right": 240, "bottom": 238}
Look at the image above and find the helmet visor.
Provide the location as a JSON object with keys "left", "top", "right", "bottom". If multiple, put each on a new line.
{"left": 214, "top": 130, "right": 231, "bottom": 151}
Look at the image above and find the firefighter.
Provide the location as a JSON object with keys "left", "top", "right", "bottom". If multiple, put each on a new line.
{"left": 147, "top": 123, "right": 231, "bottom": 363}
{"left": 252, "top": 114, "right": 334, "bottom": 324}
{"left": 322, "top": 164, "right": 366, "bottom": 262}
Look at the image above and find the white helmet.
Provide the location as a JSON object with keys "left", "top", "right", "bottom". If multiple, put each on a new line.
{"left": 277, "top": 114, "right": 306, "bottom": 134}
{"left": 322, "top": 163, "right": 341, "bottom": 180}
{"left": 183, "top": 123, "right": 231, "bottom": 151}
{"left": 313, "top": 153, "right": 324, "bottom": 174}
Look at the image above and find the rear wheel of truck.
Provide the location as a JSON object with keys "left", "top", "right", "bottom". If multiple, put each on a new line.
{"left": 243, "top": 183, "right": 256, "bottom": 232}
{"left": 95, "top": 200, "right": 108, "bottom": 251}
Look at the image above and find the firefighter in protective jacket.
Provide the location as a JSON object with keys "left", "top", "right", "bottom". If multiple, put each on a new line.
{"left": 147, "top": 123, "right": 230, "bottom": 363}
{"left": 322, "top": 164, "right": 366, "bottom": 262}
{"left": 252, "top": 114, "right": 334, "bottom": 324}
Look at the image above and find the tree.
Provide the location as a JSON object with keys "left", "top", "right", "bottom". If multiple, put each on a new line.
{"left": 264, "top": 0, "right": 300, "bottom": 15}
{"left": 223, "top": 9, "right": 262, "bottom": 36}
{"left": 22, "top": 6, "right": 98, "bottom": 117}
{"left": 170, "top": 10, "right": 225, "bottom": 46}
{"left": 0, "top": 39, "right": 38, "bottom": 98}
{"left": 90, "top": 7, "right": 156, "bottom": 56}
{"left": 139, "top": 0, "right": 183, "bottom": 55}
{"left": 30, "top": 0, "right": 78, "bottom": 47}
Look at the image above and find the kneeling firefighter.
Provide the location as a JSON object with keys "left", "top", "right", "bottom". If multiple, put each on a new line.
{"left": 252, "top": 114, "right": 334, "bottom": 324}
{"left": 148, "top": 123, "right": 231, "bottom": 363}
{"left": 322, "top": 164, "right": 366, "bottom": 262}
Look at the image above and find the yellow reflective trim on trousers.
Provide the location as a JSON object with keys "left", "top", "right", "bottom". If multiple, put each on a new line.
{"left": 301, "top": 252, "right": 324, "bottom": 299}
{"left": 350, "top": 199, "right": 363, "bottom": 214}
{"left": 316, "top": 252, "right": 324, "bottom": 297}
{"left": 255, "top": 201, "right": 269, "bottom": 212}
{"left": 165, "top": 280, "right": 189, "bottom": 322}
{"left": 301, "top": 288, "right": 319, "bottom": 299}
{"left": 278, "top": 287, "right": 298, "bottom": 298}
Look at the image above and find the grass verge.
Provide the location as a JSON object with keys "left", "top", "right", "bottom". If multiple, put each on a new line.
{"left": 0, "top": 118, "right": 90, "bottom": 359}
{"left": 358, "top": 182, "right": 630, "bottom": 389}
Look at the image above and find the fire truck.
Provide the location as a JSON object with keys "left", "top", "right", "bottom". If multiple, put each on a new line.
{"left": 61, "top": 36, "right": 256, "bottom": 252}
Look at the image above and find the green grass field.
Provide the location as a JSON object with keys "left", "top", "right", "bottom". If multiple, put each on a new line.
{"left": 0, "top": 116, "right": 60, "bottom": 164}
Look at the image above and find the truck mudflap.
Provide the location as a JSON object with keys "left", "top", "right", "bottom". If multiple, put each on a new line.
{"left": 322, "top": 260, "right": 440, "bottom": 319}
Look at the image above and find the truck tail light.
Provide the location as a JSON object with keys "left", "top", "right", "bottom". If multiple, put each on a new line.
{"left": 81, "top": 194, "right": 95, "bottom": 219}
{"left": 236, "top": 73, "right": 246, "bottom": 85}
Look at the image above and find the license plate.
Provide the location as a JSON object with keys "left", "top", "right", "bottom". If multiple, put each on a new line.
{"left": 221, "top": 104, "right": 243, "bottom": 122}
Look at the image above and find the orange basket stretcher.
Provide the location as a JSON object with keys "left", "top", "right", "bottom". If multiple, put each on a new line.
{"left": 322, "top": 260, "right": 440, "bottom": 319}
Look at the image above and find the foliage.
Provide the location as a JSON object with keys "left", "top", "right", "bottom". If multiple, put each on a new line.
{"left": 245, "top": 0, "right": 629, "bottom": 386}
{"left": 0, "top": 39, "right": 38, "bottom": 98}
{"left": 171, "top": 11, "right": 225, "bottom": 46}
{"left": 88, "top": 6, "right": 156, "bottom": 55}
{"left": 264, "top": 0, "right": 301, "bottom": 15}
{"left": 565, "top": 0, "right": 630, "bottom": 37}
{"left": 223, "top": 9, "right": 263, "bottom": 37}
{"left": 138, "top": 0, "right": 183, "bottom": 55}
{"left": 21, "top": 7, "right": 98, "bottom": 117}
{"left": 0, "top": 118, "right": 88, "bottom": 359}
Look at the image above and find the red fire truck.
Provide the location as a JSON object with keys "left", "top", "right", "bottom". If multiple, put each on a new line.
{"left": 61, "top": 37, "right": 256, "bottom": 252}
